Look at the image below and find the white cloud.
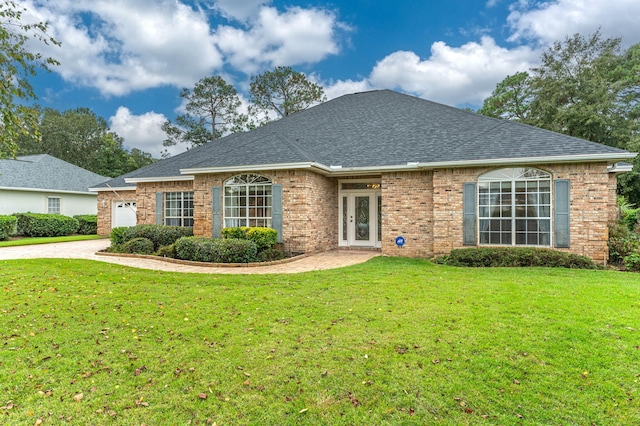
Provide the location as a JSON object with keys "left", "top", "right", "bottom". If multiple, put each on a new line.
{"left": 323, "top": 79, "right": 374, "bottom": 101}
{"left": 366, "top": 36, "right": 537, "bottom": 106}
{"left": 109, "top": 107, "right": 183, "bottom": 158}
{"left": 17, "top": 0, "right": 345, "bottom": 96}
{"left": 215, "top": 6, "right": 343, "bottom": 74}
{"left": 20, "top": 0, "right": 221, "bottom": 96}
{"left": 212, "top": 0, "right": 271, "bottom": 22}
{"left": 508, "top": 0, "right": 640, "bottom": 47}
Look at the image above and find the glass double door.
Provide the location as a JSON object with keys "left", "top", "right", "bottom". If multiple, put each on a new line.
{"left": 341, "top": 191, "right": 381, "bottom": 248}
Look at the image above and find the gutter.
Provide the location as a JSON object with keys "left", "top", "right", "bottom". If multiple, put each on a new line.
{"left": 0, "top": 186, "right": 98, "bottom": 195}
{"left": 180, "top": 153, "right": 636, "bottom": 177}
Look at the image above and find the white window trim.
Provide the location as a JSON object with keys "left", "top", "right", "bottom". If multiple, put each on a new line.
{"left": 47, "top": 196, "right": 61, "bottom": 214}
{"left": 164, "top": 192, "right": 194, "bottom": 227}
{"left": 223, "top": 174, "right": 273, "bottom": 228}
{"left": 477, "top": 168, "right": 553, "bottom": 247}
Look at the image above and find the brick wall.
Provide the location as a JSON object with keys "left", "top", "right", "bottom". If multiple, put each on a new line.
{"left": 381, "top": 171, "right": 433, "bottom": 257}
{"left": 547, "top": 163, "right": 616, "bottom": 263}
{"left": 135, "top": 181, "right": 195, "bottom": 226}
{"left": 425, "top": 163, "right": 616, "bottom": 263}
{"left": 96, "top": 190, "right": 136, "bottom": 236}
{"left": 193, "top": 170, "right": 338, "bottom": 254}
{"left": 99, "top": 162, "right": 617, "bottom": 263}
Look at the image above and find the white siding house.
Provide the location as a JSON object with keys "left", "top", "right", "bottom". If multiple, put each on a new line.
{"left": 0, "top": 154, "right": 109, "bottom": 216}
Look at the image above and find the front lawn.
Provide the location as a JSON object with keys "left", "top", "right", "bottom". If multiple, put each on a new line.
{"left": 0, "top": 234, "right": 105, "bottom": 248}
{"left": 1, "top": 257, "right": 638, "bottom": 424}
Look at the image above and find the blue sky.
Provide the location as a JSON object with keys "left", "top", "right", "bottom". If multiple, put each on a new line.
{"left": 20, "top": 0, "right": 640, "bottom": 157}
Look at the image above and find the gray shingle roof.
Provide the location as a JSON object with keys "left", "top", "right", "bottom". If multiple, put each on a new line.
{"left": 0, "top": 154, "right": 110, "bottom": 193}
{"left": 92, "top": 90, "right": 635, "bottom": 188}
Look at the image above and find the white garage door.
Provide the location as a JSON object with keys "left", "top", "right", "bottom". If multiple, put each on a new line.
{"left": 113, "top": 201, "right": 137, "bottom": 227}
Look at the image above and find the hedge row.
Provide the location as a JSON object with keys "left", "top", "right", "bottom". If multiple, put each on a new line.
{"left": 0, "top": 213, "right": 98, "bottom": 238}
{"left": 110, "top": 224, "right": 193, "bottom": 252}
{"left": 437, "top": 247, "right": 599, "bottom": 269}
{"left": 175, "top": 236, "right": 257, "bottom": 263}
{"left": 15, "top": 213, "right": 79, "bottom": 237}
{"left": 75, "top": 215, "right": 98, "bottom": 235}
{"left": 0, "top": 215, "right": 18, "bottom": 240}
{"left": 108, "top": 226, "right": 284, "bottom": 264}
{"left": 221, "top": 227, "right": 278, "bottom": 252}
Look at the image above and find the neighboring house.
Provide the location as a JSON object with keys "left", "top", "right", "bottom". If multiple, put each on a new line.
{"left": 0, "top": 154, "right": 109, "bottom": 216}
{"left": 91, "top": 90, "right": 636, "bottom": 263}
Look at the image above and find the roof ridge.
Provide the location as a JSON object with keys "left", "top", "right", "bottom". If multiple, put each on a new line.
{"left": 272, "top": 131, "right": 317, "bottom": 162}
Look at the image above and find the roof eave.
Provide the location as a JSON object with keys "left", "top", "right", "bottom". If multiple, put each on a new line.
{"left": 413, "top": 152, "right": 638, "bottom": 170}
{"left": 89, "top": 186, "right": 137, "bottom": 192}
{"left": 0, "top": 186, "right": 97, "bottom": 195}
{"left": 179, "top": 153, "right": 637, "bottom": 177}
{"left": 124, "top": 175, "right": 194, "bottom": 184}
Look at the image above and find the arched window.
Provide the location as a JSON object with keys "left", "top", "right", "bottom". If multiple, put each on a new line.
{"left": 224, "top": 174, "right": 273, "bottom": 228}
{"left": 478, "top": 168, "right": 552, "bottom": 246}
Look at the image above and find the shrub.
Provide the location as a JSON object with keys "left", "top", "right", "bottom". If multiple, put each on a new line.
{"left": 222, "top": 227, "right": 278, "bottom": 252}
{"left": 174, "top": 237, "right": 213, "bottom": 262}
{"left": 122, "top": 237, "right": 155, "bottom": 255}
{"left": 156, "top": 244, "right": 176, "bottom": 258}
{"left": 16, "top": 213, "right": 79, "bottom": 237}
{"left": 110, "top": 224, "right": 193, "bottom": 251}
{"left": 623, "top": 253, "right": 640, "bottom": 272}
{"left": 175, "top": 236, "right": 257, "bottom": 263}
{"left": 110, "top": 226, "right": 131, "bottom": 246}
{"left": 257, "top": 247, "right": 285, "bottom": 262}
{"left": 0, "top": 215, "right": 17, "bottom": 240}
{"left": 608, "top": 221, "right": 640, "bottom": 265}
{"left": 219, "top": 238, "right": 258, "bottom": 263}
{"left": 440, "top": 247, "right": 599, "bottom": 269}
{"left": 74, "top": 214, "right": 98, "bottom": 234}
{"left": 246, "top": 227, "right": 278, "bottom": 252}
{"left": 621, "top": 208, "right": 639, "bottom": 231}
{"left": 128, "top": 224, "right": 193, "bottom": 250}
{"left": 221, "top": 227, "right": 247, "bottom": 240}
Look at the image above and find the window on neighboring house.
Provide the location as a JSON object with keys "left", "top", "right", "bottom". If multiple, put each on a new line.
{"left": 478, "top": 168, "right": 552, "bottom": 246}
{"left": 224, "top": 174, "right": 272, "bottom": 228}
{"left": 164, "top": 192, "right": 194, "bottom": 226}
{"left": 47, "top": 197, "right": 61, "bottom": 214}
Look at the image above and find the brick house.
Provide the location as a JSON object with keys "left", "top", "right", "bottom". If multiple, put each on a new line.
{"left": 91, "top": 90, "right": 635, "bottom": 263}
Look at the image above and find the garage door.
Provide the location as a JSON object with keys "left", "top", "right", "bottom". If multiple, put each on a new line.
{"left": 113, "top": 201, "right": 137, "bottom": 227}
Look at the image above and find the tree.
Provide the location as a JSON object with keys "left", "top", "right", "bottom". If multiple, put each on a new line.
{"left": 18, "top": 107, "right": 154, "bottom": 177}
{"left": 162, "top": 76, "right": 246, "bottom": 151}
{"left": 0, "top": 1, "right": 59, "bottom": 158}
{"left": 479, "top": 31, "right": 640, "bottom": 204}
{"left": 249, "top": 66, "right": 326, "bottom": 123}
{"left": 477, "top": 71, "right": 534, "bottom": 121}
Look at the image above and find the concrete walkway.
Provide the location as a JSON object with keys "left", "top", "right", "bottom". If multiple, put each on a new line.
{"left": 0, "top": 239, "right": 379, "bottom": 274}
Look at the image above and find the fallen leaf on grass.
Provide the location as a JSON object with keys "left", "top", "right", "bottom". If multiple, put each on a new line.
{"left": 135, "top": 399, "right": 149, "bottom": 407}
{"left": 198, "top": 393, "right": 208, "bottom": 400}
{"left": 348, "top": 393, "right": 360, "bottom": 406}
{"left": 73, "top": 393, "right": 84, "bottom": 402}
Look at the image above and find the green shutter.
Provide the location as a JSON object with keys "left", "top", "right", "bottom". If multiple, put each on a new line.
{"left": 554, "top": 179, "right": 570, "bottom": 248}
{"left": 212, "top": 186, "right": 221, "bottom": 238}
{"left": 155, "top": 192, "right": 163, "bottom": 225}
{"left": 272, "top": 184, "right": 283, "bottom": 243}
{"left": 463, "top": 182, "right": 477, "bottom": 246}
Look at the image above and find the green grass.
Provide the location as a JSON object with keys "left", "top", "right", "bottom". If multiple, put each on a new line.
{"left": 0, "top": 234, "right": 105, "bottom": 247}
{"left": 1, "top": 257, "right": 638, "bottom": 425}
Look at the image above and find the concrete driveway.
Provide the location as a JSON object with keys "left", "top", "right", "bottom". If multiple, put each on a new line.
{"left": 0, "top": 239, "right": 379, "bottom": 274}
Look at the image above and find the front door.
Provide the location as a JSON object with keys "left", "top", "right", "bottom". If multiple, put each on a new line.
{"left": 340, "top": 191, "right": 381, "bottom": 248}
